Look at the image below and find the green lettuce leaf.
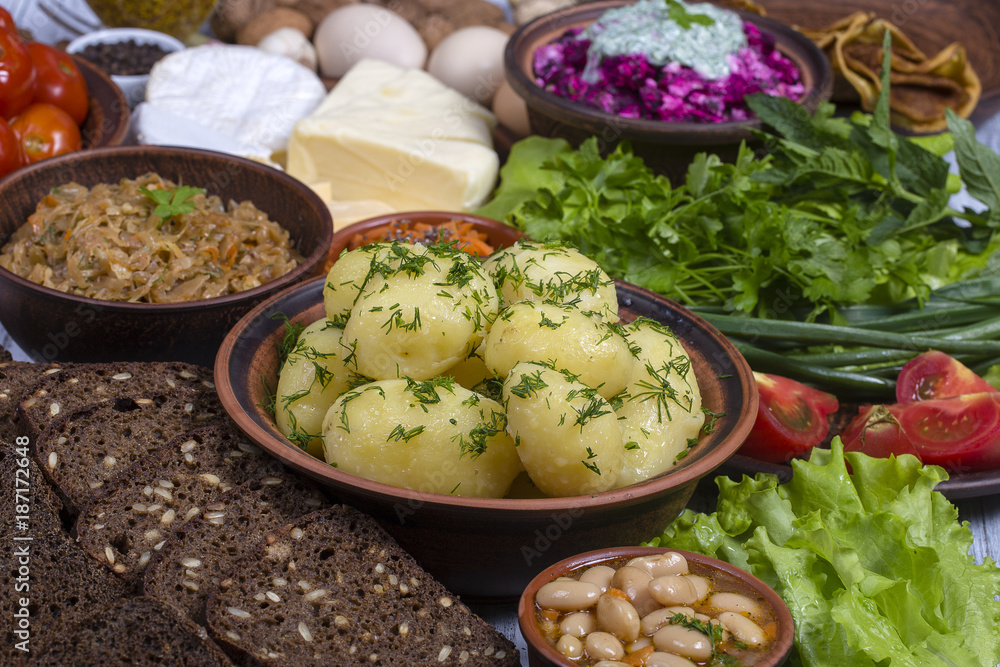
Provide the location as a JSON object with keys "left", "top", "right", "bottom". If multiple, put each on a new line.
{"left": 647, "top": 440, "right": 1000, "bottom": 666}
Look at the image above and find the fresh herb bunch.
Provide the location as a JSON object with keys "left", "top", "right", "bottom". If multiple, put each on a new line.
{"left": 477, "top": 43, "right": 1000, "bottom": 323}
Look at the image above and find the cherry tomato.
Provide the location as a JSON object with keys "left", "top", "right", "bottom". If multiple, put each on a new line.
{"left": 0, "top": 30, "right": 36, "bottom": 119}
{"left": 895, "top": 349, "right": 997, "bottom": 403}
{"left": 10, "top": 102, "right": 82, "bottom": 163}
{"left": 890, "top": 392, "right": 1000, "bottom": 473}
{"left": 841, "top": 404, "right": 922, "bottom": 461}
{"left": 737, "top": 372, "right": 840, "bottom": 463}
{"left": 0, "top": 7, "right": 16, "bottom": 35}
{"left": 27, "top": 43, "right": 88, "bottom": 125}
{"left": 0, "top": 115, "right": 25, "bottom": 177}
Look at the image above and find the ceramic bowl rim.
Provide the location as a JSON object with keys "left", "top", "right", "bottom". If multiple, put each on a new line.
{"left": 214, "top": 272, "right": 758, "bottom": 515}
{"left": 517, "top": 545, "right": 796, "bottom": 666}
{"left": 0, "top": 145, "right": 333, "bottom": 314}
{"left": 504, "top": 0, "right": 834, "bottom": 143}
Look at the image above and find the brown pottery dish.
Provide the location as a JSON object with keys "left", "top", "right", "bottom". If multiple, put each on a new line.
{"left": 214, "top": 274, "right": 757, "bottom": 601}
{"left": 518, "top": 545, "right": 795, "bottom": 667}
{"left": 0, "top": 146, "right": 333, "bottom": 367}
{"left": 74, "top": 54, "right": 131, "bottom": 149}
{"left": 325, "top": 210, "right": 526, "bottom": 268}
{"left": 504, "top": 0, "right": 833, "bottom": 182}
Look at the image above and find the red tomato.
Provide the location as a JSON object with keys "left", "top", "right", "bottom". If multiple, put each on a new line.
{"left": 10, "top": 102, "right": 82, "bottom": 163}
{"left": 0, "top": 115, "right": 25, "bottom": 177}
{"left": 896, "top": 350, "right": 997, "bottom": 402}
{"left": 0, "top": 7, "right": 16, "bottom": 35}
{"left": 737, "top": 372, "right": 840, "bottom": 463}
{"left": 890, "top": 392, "right": 1000, "bottom": 472}
{"left": 27, "top": 43, "right": 88, "bottom": 125}
{"left": 0, "top": 30, "right": 36, "bottom": 119}
{"left": 841, "top": 404, "right": 922, "bottom": 461}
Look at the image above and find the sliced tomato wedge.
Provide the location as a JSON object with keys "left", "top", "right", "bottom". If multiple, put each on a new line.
{"left": 841, "top": 404, "right": 922, "bottom": 461}
{"left": 896, "top": 350, "right": 997, "bottom": 403}
{"left": 738, "top": 372, "right": 839, "bottom": 464}
{"left": 890, "top": 392, "right": 1000, "bottom": 472}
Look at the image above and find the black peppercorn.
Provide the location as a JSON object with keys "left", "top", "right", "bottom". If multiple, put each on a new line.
{"left": 77, "top": 40, "right": 171, "bottom": 76}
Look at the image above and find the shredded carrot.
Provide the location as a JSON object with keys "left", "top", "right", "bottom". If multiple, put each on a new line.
{"left": 347, "top": 219, "right": 495, "bottom": 256}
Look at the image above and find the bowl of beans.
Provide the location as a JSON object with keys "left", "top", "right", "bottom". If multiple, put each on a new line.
{"left": 520, "top": 546, "right": 794, "bottom": 667}
{"left": 68, "top": 28, "right": 185, "bottom": 108}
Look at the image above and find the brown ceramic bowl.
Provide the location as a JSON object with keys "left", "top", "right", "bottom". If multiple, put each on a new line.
{"left": 325, "top": 210, "right": 525, "bottom": 270}
{"left": 518, "top": 545, "right": 795, "bottom": 666}
{"left": 504, "top": 0, "right": 833, "bottom": 182}
{"left": 74, "top": 54, "right": 131, "bottom": 149}
{"left": 0, "top": 146, "right": 333, "bottom": 367}
{"left": 215, "top": 273, "right": 756, "bottom": 601}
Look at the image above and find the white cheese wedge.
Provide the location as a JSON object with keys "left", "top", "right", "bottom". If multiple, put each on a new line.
{"left": 142, "top": 44, "right": 326, "bottom": 158}
{"left": 286, "top": 59, "right": 499, "bottom": 212}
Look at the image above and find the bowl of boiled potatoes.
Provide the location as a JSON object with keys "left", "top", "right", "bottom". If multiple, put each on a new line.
{"left": 215, "top": 230, "right": 757, "bottom": 600}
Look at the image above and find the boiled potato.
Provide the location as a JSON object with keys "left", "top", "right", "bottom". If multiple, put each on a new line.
{"left": 483, "top": 301, "right": 630, "bottom": 400}
{"left": 321, "top": 378, "right": 520, "bottom": 497}
{"left": 484, "top": 241, "right": 619, "bottom": 321}
{"left": 275, "top": 318, "right": 365, "bottom": 458}
{"left": 441, "top": 349, "right": 494, "bottom": 392}
{"left": 503, "top": 362, "right": 623, "bottom": 496}
{"left": 614, "top": 318, "right": 704, "bottom": 488}
{"left": 323, "top": 242, "right": 428, "bottom": 322}
{"left": 343, "top": 243, "right": 500, "bottom": 380}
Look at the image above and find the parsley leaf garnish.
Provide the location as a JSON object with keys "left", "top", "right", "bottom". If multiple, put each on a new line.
{"left": 140, "top": 185, "right": 206, "bottom": 227}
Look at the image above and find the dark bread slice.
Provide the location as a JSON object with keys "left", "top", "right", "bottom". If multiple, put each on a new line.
{"left": 1, "top": 514, "right": 130, "bottom": 664}
{"left": 0, "top": 444, "right": 65, "bottom": 531}
{"left": 36, "top": 394, "right": 225, "bottom": 515}
{"left": 205, "top": 505, "right": 520, "bottom": 667}
{"left": 74, "top": 423, "right": 284, "bottom": 586}
{"left": 0, "top": 346, "right": 12, "bottom": 362}
{"left": 18, "top": 360, "right": 216, "bottom": 440}
{"left": 32, "top": 596, "right": 235, "bottom": 666}
{"left": 143, "top": 470, "right": 329, "bottom": 624}
{"left": 0, "top": 361, "right": 66, "bottom": 444}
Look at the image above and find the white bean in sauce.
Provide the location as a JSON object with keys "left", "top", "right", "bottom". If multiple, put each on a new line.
{"left": 534, "top": 552, "right": 781, "bottom": 666}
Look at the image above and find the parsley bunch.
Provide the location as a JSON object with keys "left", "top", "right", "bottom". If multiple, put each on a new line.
{"left": 477, "top": 45, "right": 1000, "bottom": 322}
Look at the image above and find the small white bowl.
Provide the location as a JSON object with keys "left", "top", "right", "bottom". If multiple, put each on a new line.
{"left": 67, "top": 28, "right": 185, "bottom": 108}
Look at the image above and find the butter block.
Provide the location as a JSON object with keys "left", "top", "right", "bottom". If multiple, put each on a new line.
{"left": 287, "top": 59, "right": 499, "bottom": 212}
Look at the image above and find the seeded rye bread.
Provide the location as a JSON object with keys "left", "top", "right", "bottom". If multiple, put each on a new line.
{"left": 1, "top": 504, "right": 129, "bottom": 665}
{"left": 74, "top": 423, "right": 285, "bottom": 587}
{"left": 18, "top": 360, "right": 216, "bottom": 440}
{"left": 33, "top": 595, "right": 235, "bottom": 666}
{"left": 36, "top": 394, "right": 225, "bottom": 515}
{"left": 0, "top": 361, "right": 65, "bottom": 445}
{"left": 206, "top": 505, "right": 520, "bottom": 667}
{"left": 1, "top": 440, "right": 65, "bottom": 526}
{"left": 143, "top": 470, "right": 330, "bottom": 624}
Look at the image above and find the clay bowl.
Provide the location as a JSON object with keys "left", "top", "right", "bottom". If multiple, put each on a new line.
{"left": 325, "top": 210, "right": 525, "bottom": 270}
{"left": 74, "top": 54, "right": 131, "bottom": 149}
{"left": 215, "top": 272, "right": 756, "bottom": 601}
{"left": 504, "top": 0, "right": 833, "bottom": 183}
{"left": 518, "top": 545, "right": 795, "bottom": 666}
{"left": 0, "top": 146, "right": 332, "bottom": 367}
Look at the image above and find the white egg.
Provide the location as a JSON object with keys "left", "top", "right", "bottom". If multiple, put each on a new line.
{"left": 427, "top": 26, "right": 509, "bottom": 104}
{"left": 313, "top": 4, "right": 427, "bottom": 78}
